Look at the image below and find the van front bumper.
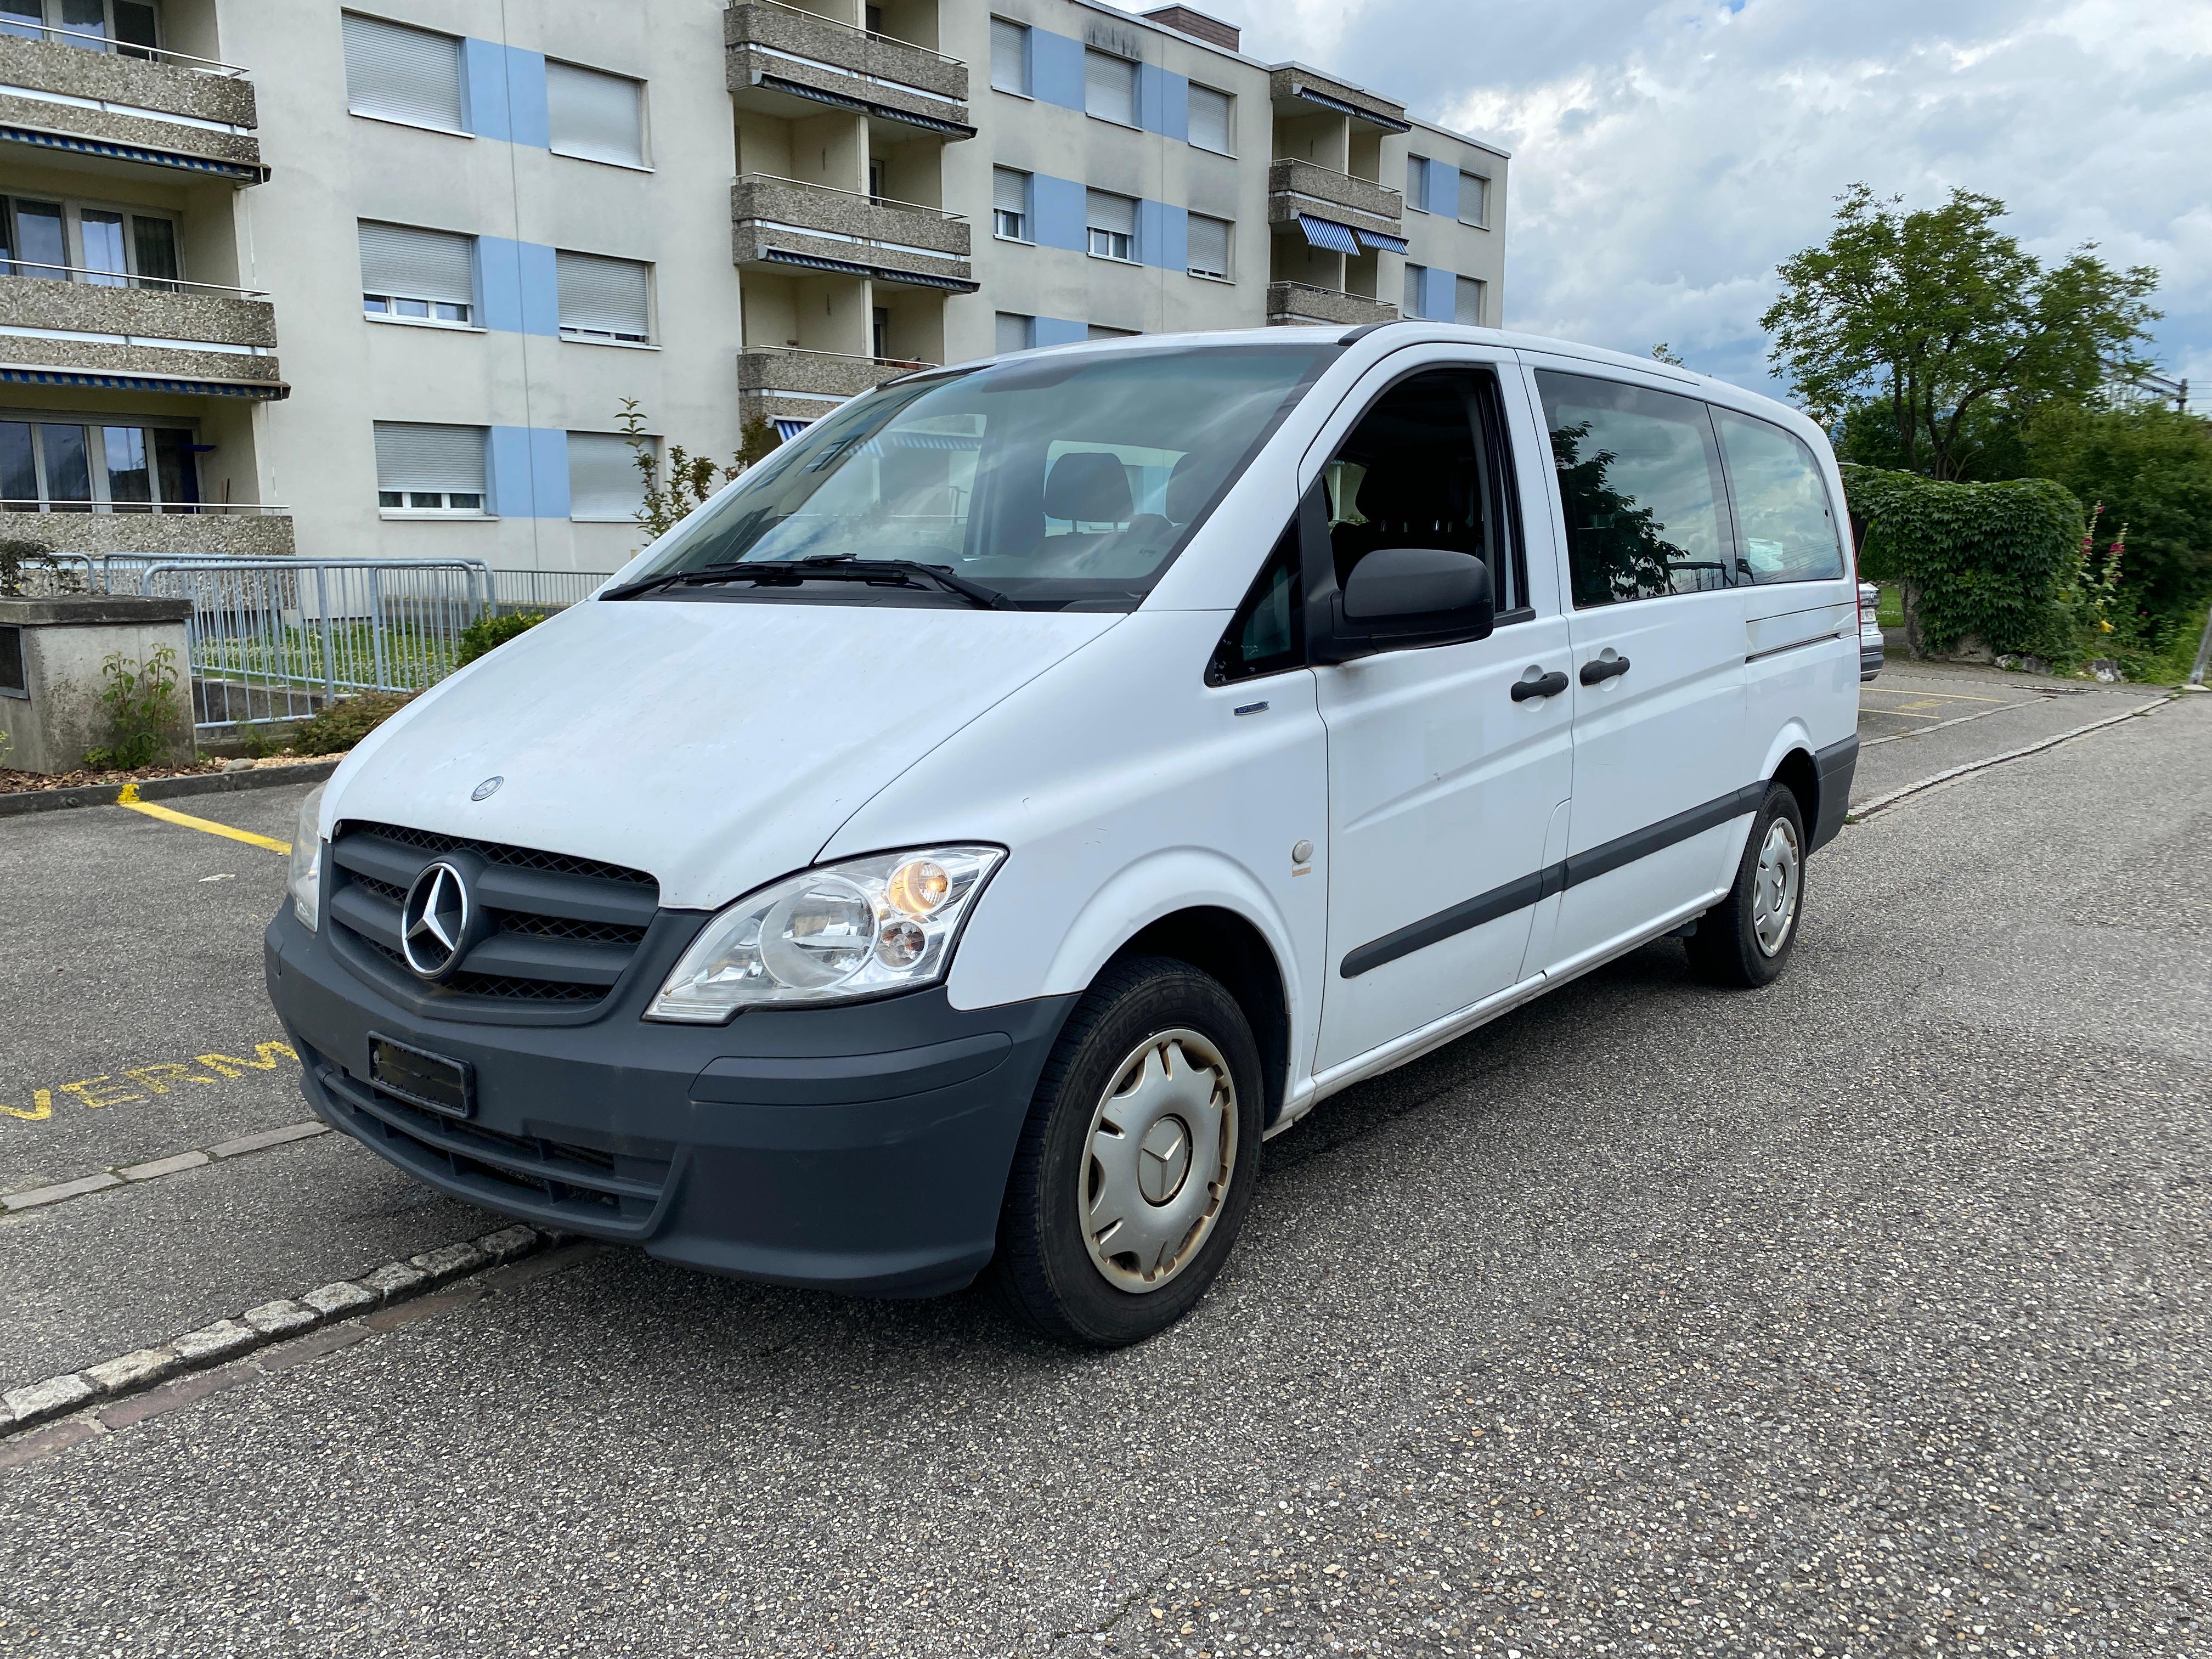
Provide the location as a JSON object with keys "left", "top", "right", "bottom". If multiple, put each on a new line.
{"left": 264, "top": 907, "right": 1075, "bottom": 1297}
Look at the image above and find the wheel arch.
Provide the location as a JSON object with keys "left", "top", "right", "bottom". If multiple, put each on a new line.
{"left": 1109, "top": 906, "right": 1293, "bottom": 1130}
{"left": 1757, "top": 721, "right": 1820, "bottom": 837}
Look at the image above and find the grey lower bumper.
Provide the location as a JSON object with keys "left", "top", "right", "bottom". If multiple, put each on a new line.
{"left": 266, "top": 907, "right": 1075, "bottom": 1297}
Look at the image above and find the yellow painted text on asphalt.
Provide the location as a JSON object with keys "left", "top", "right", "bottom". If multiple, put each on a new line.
{"left": 3, "top": 1042, "right": 298, "bottom": 1124}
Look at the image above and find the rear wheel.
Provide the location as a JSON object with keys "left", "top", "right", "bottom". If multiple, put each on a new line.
{"left": 991, "top": 956, "right": 1262, "bottom": 1347}
{"left": 1685, "top": 781, "right": 1805, "bottom": 988}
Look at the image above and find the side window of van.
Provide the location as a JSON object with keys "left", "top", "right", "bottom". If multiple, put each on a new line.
{"left": 1713, "top": 409, "right": 1846, "bottom": 584}
{"left": 1209, "top": 518, "right": 1303, "bottom": 685}
{"left": 1321, "top": 368, "right": 1526, "bottom": 615}
{"left": 1537, "top": 370, "right": 1734, "bottom": 608}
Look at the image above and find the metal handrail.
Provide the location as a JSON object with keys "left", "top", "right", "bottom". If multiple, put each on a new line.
{"left": 734, "top": 172, "right": 967, "bottom": 222}
{"left": 1268, "top": 156, "right": 1404, "bottom": 205}
{"left": 741, "top": 343, "right": 940, "bottom": 369}
{"left": 727, "top": 0, "right": 967, "bottom": 68}
{"left": 0, "top": 18, "right": 251, "bottom": 77}
{"left": 0, "top": 500, "right": 289, "bottom": 514}
{"left": 0, "top": 259, "right": 270, "bottom": 298}
{"left": 1270, "top": 279, "right": 1396, "bottom": 304}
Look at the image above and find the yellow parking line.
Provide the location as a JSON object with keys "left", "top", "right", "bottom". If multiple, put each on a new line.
{"left": 116, "top": 783, "right": 291, "bottom": 855}
{"left": 1860, "top": 688, "right": 2010, "bottom": 705}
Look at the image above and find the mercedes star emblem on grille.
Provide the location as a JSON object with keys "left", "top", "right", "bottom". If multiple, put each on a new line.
{"left": 472, "top": 776, "right": 503, "bottom": 802}
{"left": 400, "top": 861, "right": 472, "bottom": 980}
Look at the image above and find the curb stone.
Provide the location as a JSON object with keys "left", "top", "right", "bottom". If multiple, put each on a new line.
{"left": 0, "top": 1223, "right": 553, "bottom": 1436}
{"left": 0, "top": 758, "right": 340, "bottom": 820}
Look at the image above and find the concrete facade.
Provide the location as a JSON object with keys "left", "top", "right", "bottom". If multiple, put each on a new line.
{"left": 0, "top": 0, "right": 1507, "bottom": 580}
{"left": 0, "top": 594, "right": 194, "bottom": 773}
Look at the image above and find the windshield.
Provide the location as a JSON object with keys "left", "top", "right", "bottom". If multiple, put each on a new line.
{"left": 617, "top": 342, "right": 1334, "bottom": 610}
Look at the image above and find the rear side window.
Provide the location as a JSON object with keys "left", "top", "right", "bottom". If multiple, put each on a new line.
{"left": 1713, "top": 409, "right": 1844, "bottom": 583}
{"left": 1538, "top": 370, "right": 1733, "bottom": 608}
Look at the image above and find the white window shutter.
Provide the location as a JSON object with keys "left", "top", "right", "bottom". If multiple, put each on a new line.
{"left": 567, "top": 431, "right": 644, "bottom": 520}
{"left": 343, "top": 14, "right": 464, "bottom": 132}
{"left": 555, "top": 251, "right": 651, "bottom": 338}
{"left": 1187, "top": 214, "right": 1229, "bottom": 276}
{"left": 994, "top": 312, "right": 1033, "bottom": 354}
{"left": 1455, "top": 276, "right": 1484, "bottom": 324}
{"left": 1187, "top": 85, "right": 1231, "bottom": 153}
{"left": 1402, "top": 263, "right": 1425, "bottom": 318}
{"left": 374, "top": 422, "right": 486, "bottom": 493}
{"left": 358, "top": 221, "right": 473, "bottom": 304}
{"left": 1086, "top": 190, "right": 1136, "bottom": 236}
{"left": 547, "top": 60, "right": 645, "bottom": 166}
{"left": 992, "top": 167, "right": 1029, "bottom": 214}
{"left": 989, "top": 17, "right": 1028, "bottom": 94}
{"left": 1084, "top": 49, "right": 1135, "bottom": 123}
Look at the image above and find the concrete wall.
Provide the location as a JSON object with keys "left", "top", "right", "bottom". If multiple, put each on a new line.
{"left": 0, "top": 596, "right": 194, "bottom": 774}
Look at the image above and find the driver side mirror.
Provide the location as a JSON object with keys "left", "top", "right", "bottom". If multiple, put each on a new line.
{"left": 1319, "top": 546, "right": 1495, "bottom": 662}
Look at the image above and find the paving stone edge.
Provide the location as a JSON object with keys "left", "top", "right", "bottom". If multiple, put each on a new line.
{"left": 0, "top": 758, "right": 340, "bottom": 819}
{"left": 0, "top": 1223, "right": 549, "bottom": 1436}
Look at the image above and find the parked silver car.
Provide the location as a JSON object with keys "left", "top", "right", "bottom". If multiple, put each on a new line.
{"left": 1860, "top": 582, "right": 1884, "bottom": 681}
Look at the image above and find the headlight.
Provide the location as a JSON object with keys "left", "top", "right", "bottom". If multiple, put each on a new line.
{"left": 647, "top": 845, "right": 1004, "bottom": 1022}
{"left": 289, "top": 782, "right": 326, "bottom": 932}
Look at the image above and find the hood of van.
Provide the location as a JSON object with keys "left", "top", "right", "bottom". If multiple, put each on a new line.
{"left": 328, "top": 597, "right": 1122, "bottom": 910}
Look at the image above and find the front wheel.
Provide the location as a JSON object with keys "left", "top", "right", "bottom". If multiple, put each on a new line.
{"left": 1685, "top": 781, "right": 1806, "bottom": 988}
{"left": 990, "top": 956, "right": 1263, "bottom": 1347}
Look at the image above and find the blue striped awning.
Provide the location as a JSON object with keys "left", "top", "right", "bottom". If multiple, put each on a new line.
{"left": 752, "top": 73, "right": 978, "bottom": 140}
{"left": 0, "top": 125, "right": 266, "bottom": 183}
{"left": 758, "top": 246, "right": 979, "bottom": 294}
{"left": 1355, "top": 227, "right": 1409, "bottom": 255}
{"left": 1296, "top": 215, "right": 1360, "bottom": 255}
{"left": 0, "top": 365, "right": 286, "bottom": 399}
{"left": 774, "top": 419, "right": 811, "bottom": 442}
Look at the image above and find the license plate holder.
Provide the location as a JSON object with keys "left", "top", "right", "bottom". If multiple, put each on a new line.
{"left": 368, "top": 1032, "right": 474, "bottom": 1120}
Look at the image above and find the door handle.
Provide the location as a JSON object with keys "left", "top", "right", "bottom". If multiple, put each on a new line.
{"left": 1511, "top": 669, "right": 1569, "bottom": 702}
{"left": 1579, "top": 654, "right": 1632, "bottom": 685}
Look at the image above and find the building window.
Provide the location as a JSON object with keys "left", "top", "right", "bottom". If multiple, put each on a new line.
{"left": 1186, "top": 213, "right": 1231, "bottom": 280}
{"left": 1454, "top": 275, "right": 1485, "bottom": 326}
{"left": 1084, "top": 48, "right": 1137, "bottom": 126}
{"left": 992, "top": 167, "right": 1031, "bottom": 241}
{"left": 568, "top": 431, "right": 647, "bottom": 522}
{"left": 989, "top": 16, "right": 1030, "bottom": 95}
{"left": 555, "top": 250, "right": 651, "bottom": 344}
{"left": 0, "top": 417, "right": 197, "bottom": 512}
{"left": 1187, "top": 84, "right": 1233, "bottom": 155}
{"left": 994, "top": 312, "right": 1035, "bottom": 354}
{"left": 342, "top": 12, "right": 464, "bottom": 133}
{"left": 0, "top": 195, "right": 179, "bottom": 288}
{"left": 1458, "top": 171, "right": 1489, "bottom": 228}
{"left": 358, "top": 221, "right": 474, "bottom": 325}
{"left": 0, "top": 0, "right": 159, "bottom": 55}
{"left": 374, "top": 421, "right": 487, "bottom": 515}
{"left": 1086, "top": 190, "right": 1136, "bottom": 262}
{"left": 1406, "top": 155, "right": 1430, "bottom": 212}
{"left": 548, "top": 60, "right": 647, "bottom": 168}
{"left": 1402, "top": 262, "right": 1426, "bottom": 319}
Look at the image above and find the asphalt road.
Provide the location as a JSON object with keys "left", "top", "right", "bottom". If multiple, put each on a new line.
{"left": 2, "top": 687, "right": 2207, "bottom": 1657}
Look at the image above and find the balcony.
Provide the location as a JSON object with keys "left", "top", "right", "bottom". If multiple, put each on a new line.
{"left": 1267, "top": 65, "right": 1409, "bottom": 136}
{"left": 1267, "top": 159, "right": 1405, "bottom": 244}
{"left": 732, "top": 174, "right": 974, "bottom": 294}
{"left": 1266, "top": 281, "right": 1398, "bottom": 329}
{"left": 0, "top": 269, "right": 284, "bottom": 399}
{"left": 6, "top": 506, "right": 295, "bottom": 561}
{"left": 737, "top": 345, "right": 927, "bottom": 427}
{"left": 0, "top": 26, "right": 263, "bottom": 184}
{"left": 726, "top": 1, "right": 973, "bottom": 141}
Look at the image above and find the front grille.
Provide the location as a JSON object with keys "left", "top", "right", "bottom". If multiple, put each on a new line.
{"left": 327, "top": 821, "right": 662, "bottom": 1011}
{"left": 314, "top": 1057, "right": 673, "bottom": 1233}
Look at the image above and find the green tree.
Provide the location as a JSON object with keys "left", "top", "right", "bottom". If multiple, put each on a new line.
{"left": 1762, "top": 185, "right": 2159, "bottom": 481}
{"left": 2023, "top": 403, "right": 2212, "bottom": 619}
{"left": 616, "top": 398, "right": 742, "bottom": 540}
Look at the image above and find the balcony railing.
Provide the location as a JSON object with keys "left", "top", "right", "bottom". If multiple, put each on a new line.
{"left": 1267, "top": 157, "right": 1404, "bottom": 229}
{"left": 0, "top": 26, "right": 263, "bottom": 180}
{"left": 726, "top": 1, "right": 965, "bottom": 68}
{"left": 737, "top": 345, "right": 933, "bottom": 421}
{"left": 0, "top": 18, "right": 251, "bottom": 77}
{"left": 725, "top": 0, "right": 971, "bottom": 137}
{"left": 732, "top": 172, "right": 973, "bottom": 289}
{"left": 1266, "top": 280, "right": 1398, "bottom": 328}
{"left": 736, "top": 172, "right": 965, "bottom": 223}
{"left": 0, "top": 259, "right": 268, "bottom": 297}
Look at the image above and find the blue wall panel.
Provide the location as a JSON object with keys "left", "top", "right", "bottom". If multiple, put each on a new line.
{"left": 1139, "top": 64, "right": 1187, "bottom": 140}
{"left": 504, "top": 47, "right": 550, "bottom": 149}
{"left": 1427, "top": 161, "right": 1459, "bottom": 219}
{"left": 1138, "top": 198, "right": 1187, "bottom": 272}
{"left": 529, "top": 427, "right": 569, "bottom": 518}
{"left": 478, "top": 238, "right": 560, "bottom": 336}
{"left": 518, "top": 239, "right": 560, "bottom": 336}
{"left": 1031, "top": 27, "right": 1085, "bottom": 111}
{"left": 488, "top": 426, "right": 574, "bottom": 518}
{"left": 1031, "top": 173, "right": 1088, "bottom": 252}
{"left": 461, "top": 38, "right": 510, "bottom": 140}
{"left": 1423, "top": 265, "right": 1456, "bottom": 323}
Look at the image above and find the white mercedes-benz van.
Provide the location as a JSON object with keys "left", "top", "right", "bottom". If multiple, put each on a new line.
{"left": 267, "top": 323, "right": 1859, "bottom": 1346}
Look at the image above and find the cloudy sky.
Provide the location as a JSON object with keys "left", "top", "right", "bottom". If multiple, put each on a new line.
{"left": 1206, "top": 0, "right": 2210, "bottom": 409}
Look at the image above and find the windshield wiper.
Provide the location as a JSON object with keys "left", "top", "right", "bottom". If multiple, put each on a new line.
{"left": 600, "top": 555, "right": 1011, "bottom": 610}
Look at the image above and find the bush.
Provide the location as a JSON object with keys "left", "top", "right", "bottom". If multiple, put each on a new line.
{"left": 287, "top": 691, "right": 414, "bottom": 756}
{"left": 455, "top": 610, "right": 545, "bottom": 668}
{"left": 1842, "top": 466, "right": 2087, "bottom": 661}
{"left": 83, "top": 646, "right": 185, "bottom": 769}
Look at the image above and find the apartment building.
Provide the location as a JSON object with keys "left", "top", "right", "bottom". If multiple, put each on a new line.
{"left": 0, "top": 0, "right": 1506, "bottom": 577}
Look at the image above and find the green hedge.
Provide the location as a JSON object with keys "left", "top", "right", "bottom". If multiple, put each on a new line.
{"left": 1841, "top": 466, "right": 2086, "bottom": 659}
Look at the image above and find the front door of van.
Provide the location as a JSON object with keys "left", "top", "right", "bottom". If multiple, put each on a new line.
{"left": 1312, "top": 364, "right": 1574, "bottom": 1077}
{"left": 1527, "top": 365, "right": 1751, "bottom": 972}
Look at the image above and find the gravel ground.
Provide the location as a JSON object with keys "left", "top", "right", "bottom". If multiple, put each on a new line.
{"left": 0, "top": 699, "right": 2204, "bottom": 1659}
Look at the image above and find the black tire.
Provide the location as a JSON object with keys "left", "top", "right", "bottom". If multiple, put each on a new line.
{"left": 1685, "top": 781, "right": 1807, "bottom": 988}
{"left": 990, "top": 955, "right": 1263, "bottom": 1347}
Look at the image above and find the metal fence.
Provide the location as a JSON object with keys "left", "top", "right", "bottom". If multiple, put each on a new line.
{"left": 140, "top": 559, "right": 494, "bottom": 730}
{"left": 489, "top": 568, "right": 613, "bottom": 614}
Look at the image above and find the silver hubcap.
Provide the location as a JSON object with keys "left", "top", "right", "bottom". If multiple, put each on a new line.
{"left": 1080, "top": 1029, "right": 1236, "bottom": 1294}
{"left": 1752, "top": 816, "right": 1801, "bottom": 956}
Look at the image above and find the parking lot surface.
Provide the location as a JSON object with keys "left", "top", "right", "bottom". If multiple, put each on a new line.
{"left": 2, "top": 691, "right": 2207, "bottom": 1657}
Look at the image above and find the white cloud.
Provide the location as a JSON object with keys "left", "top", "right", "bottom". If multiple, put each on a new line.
{"left": 1203, "top": 0, "right": 2212, "bottom": 408}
